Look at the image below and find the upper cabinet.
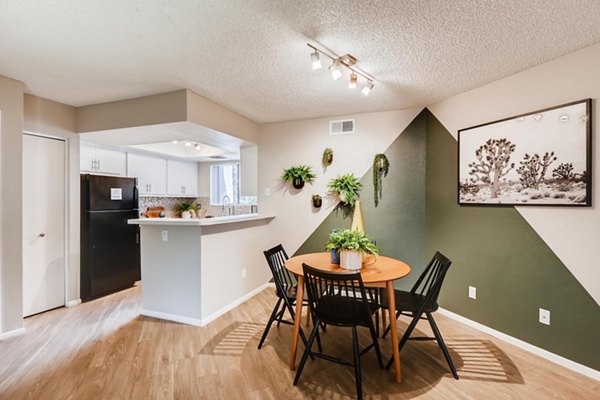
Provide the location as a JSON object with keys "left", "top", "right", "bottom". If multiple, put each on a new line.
{"left": 167, "top": 160, "right": 198, "bottom": 198}
{"left": 80, "top": 143, "right": 126, "bottom": 176}
{"left": 127, "top": 153, "right": 167, "bottom": 196}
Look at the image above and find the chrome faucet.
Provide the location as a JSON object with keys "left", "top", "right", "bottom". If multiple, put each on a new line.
{"left": 222, "top": 195, "right": 233, "bottom": 215}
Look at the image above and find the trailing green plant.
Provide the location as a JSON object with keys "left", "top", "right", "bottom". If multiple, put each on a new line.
{"left": 175, "top": 201, "right": 199, "bottom": 216}
{"left": 373, "top": 153, "right": 389, "bottom": 207}
{"left": 327, "top": 173, "right": 362, "bottom": 206}
{"left": 322, "top": 147, "right": 334, "bottom": 167}
{"left": 325, "top": 229, "right": 379, "bottom": 255}
{"left": 281, "top": 165, "right": 317, "bottom": 185}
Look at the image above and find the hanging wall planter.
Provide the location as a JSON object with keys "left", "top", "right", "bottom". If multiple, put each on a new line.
{"left": 327, "top": 173, "right": 362, "bottom": 206}
{"left": 312, "top": 194, "right": 322, "bottom": 208}
{"left": 373, "top": 153, "right": 390, "bottom": 207}
{"left": 282, "top": 165, "right": 317, "bottom": 190}
{"left": 322, "top": 147, "right": 334, "bottom": 168}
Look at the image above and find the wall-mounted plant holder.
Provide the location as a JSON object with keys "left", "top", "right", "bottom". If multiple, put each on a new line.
{"left": 312, "top": 194, "right": 322, "bottom": 208}
{"left": 373, "top": 153, "right": 390, "bottom": 207}
{"left": 282, "top": 165, "right": 317, "bottom": 190}
{"left": 322, "top": 148, "right": 334, "bottom": 168}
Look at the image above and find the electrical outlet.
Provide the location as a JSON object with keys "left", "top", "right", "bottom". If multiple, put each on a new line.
{"left": 468, "top": 286, "right": 477, "bottom": 300}
{"left": 162, "top": 230, "right": 168, "bottom": 241}
{"left": 264, "top": 188, "right": 270, "bottom": 196}
{"left": 539, "top": 308, "right": 550, "bottom": 325}
{"left": 241, "top": 268, "right": 247, "bottom": 279}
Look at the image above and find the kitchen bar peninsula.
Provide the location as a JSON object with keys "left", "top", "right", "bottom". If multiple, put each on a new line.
{"left": 128, "top": 214, "right": 275, "bottom": 326}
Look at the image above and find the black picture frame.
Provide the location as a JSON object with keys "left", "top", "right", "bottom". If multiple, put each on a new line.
{"left": 457, "top": 99, "right": 592, "bottom": 206}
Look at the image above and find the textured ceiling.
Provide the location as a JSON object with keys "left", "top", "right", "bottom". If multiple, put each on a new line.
{"left": 1, "top": 1, "right": 600, "bottom": 123}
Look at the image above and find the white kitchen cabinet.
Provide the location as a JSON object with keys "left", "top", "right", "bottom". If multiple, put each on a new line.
{"left": 127, "top": 153, "right": 167, "bottom": 196}
{"left": 80, "top": 143, "right": 126, "bottom": 176}
{"left": 167, "top": 160, "right": 198, "bottom": 197}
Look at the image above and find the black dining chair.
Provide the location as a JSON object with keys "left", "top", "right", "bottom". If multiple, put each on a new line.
{"left": 380, "top": 251, "right": 458, "bottom": 379}
{"left": 293, "top": 264, "right": 383, "bottom": 400}
{"left": 258, "top": 245, "right": 317, "bottom": 352}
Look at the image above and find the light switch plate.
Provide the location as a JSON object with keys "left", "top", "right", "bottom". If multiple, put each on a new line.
{"left": 162, "top": 230, "right": 168, "bottom": 241}
{"left": 468, "top": 286, "right": 477, "bottom": 300}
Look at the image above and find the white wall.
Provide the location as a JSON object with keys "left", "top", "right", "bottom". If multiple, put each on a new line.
{"left": 240, "top": 145, "right": 258, "bottom": 197}
{"left": 23, "top": 95, "right": 80, "bottom": 305}
{"left": 429, "top": 41, "right": 600, "bottom": 305}
{"left": 258, "top": 107, "right": 423, "bottom": 254}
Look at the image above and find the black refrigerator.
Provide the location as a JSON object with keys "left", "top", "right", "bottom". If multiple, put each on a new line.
{"left": 81, "top": 174, "right": 141, "bottom": 301}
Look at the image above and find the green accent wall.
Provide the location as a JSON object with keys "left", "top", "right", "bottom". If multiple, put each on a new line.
{"left": 426, "top": 111, "right": 600, "bottom": 371}
{"left": 296, "top": 110, "right": 428, "bottom": 290}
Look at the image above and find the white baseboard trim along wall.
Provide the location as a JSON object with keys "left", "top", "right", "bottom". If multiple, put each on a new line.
{"left": 201, "top": 283, "right": 269, "bottom": 327}
{"left": 438, "top": 308, "right": 600, "bottom": 382}
{"left": 140, "top": 309, "right": 203, "bottom": 326}
{"left": 66, "top": 299, "right": 81, "bottom": 308}
{"left": 0, "top": 327, "right": 26, "bottom": 341}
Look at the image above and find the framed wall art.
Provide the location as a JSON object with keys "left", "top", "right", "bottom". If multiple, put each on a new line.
{"left": 458, "top": 99, "right": 592, "bottom": 206}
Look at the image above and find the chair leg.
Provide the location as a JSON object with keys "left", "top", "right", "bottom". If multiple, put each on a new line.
{"left": 305, "top": 305, "right": 311, "bottom": 326}
{"left": 367, "top": 319, "right": 384, "bottom": 368}
{"left": 311, "top": 313, "right": 323, "bottom": 353}
{"left": 427, "top": 312, "right": 459, "bottom": 380}
{"left": 382, "top": 308, "right": 387, "bottom": 334}
{"left": 352, "top": 326, "right": 363, "bottom": 400}
{"left": 293, "top": 321, "right": 321, "bottom": 386}
{"left": 385, "top": 311, "right": 423, "bottom": 370}
{"left": 258, "top": 297, "right": 283, "bottom": 349}
{"left": 275, "top": 304, "right": 286, "bottom": 327}
{"left": 375, "top": 310, "right": 380, "bottom": 338}
{"left": 381, "top": 309, "right": 401, "bottom": 339}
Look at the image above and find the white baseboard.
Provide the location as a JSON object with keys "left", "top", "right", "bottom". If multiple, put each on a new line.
{"left": 140, "top": 309, "right": 203, "bottom": 326}
{"left": 266, "top": 282, "right": 275, "bottom": 288}
{"left": 438, "top": 308, "right": 600, "bottom": 382}
{"left": 0, "top": 327, "right": 26, "bottom": 340}
{"left": 66, "top": 299, "right": 81, "bottom": 308}
{"left": 201, "top": 283, "right": 269, "bottom": 326}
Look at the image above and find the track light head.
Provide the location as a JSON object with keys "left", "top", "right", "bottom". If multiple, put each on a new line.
{"left": 172, "top": 140, "right": 178, "bottom": 144}
{"left": 311, "top": 51, "right": 321, "bottom": 70}
{"left": 185, "top": 141, "right": 192, "bottom": 147}
{"left": 362, "top": 81, "right": 374, "bottom": 96}
{"left": 329, "top": 61, "right": 342, "bottom": 80}
{"left": 349, "top": 72, "right": 357, "bottom": 89}
{"left": 193, "top": 143, "right": 201, "bottom": 150}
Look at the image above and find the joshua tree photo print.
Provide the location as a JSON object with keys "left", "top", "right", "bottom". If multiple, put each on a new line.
{"left": 458, "top": 99, "right": 591, "bottom": 206}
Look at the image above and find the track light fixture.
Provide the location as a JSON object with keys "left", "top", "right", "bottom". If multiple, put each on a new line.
{"left": 362, "top": 81, "right": 374, "bottom": 96}
{"left": 307, "top": 43, "right": 375, "bottom": 95}
{"left": 311, "top": 50, "right": 321, "bottom": 70}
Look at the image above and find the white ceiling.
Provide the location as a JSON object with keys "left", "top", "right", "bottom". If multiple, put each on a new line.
{"left": 2, "top": 1, "right": 600, "bottom": 123}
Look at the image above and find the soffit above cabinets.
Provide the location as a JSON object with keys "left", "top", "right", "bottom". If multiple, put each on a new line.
{"left": 79, "top": 121, "right": 249, "bottom": 162}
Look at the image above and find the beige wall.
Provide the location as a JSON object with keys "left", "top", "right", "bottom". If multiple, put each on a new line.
{"left": 240, "top": 145, "right": 257, "bottom": 197}
{"left": 24, "top": 95, "right": 80, "bottom": 306}
{"left": 186, "top": 90, "right": 259, "bottom": 144}
{"left": 429, "top": 41, "right": 600, "bottom": 305}
{"left": 76, "top": 90, "right": 188, "bottom": 133}
{"left": 0, "top": 75, "right": 24, "bottom": 334}
{"left": 257, "top": 107, "right": 423, "bottom": 254}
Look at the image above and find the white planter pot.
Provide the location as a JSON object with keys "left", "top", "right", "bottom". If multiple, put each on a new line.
{"left": 340, "top": 250, "right": 362, "bottom": 270}
{"left": 339, "top": 191, "right": 347, "bottom": 203}
{"left": 181, "top": 211, "right": 192, "bottom": 219}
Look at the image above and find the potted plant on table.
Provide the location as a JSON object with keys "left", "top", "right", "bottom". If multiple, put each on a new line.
{"left": 326, "top": 229, "right": 379, "bottom": 270}
{"left": 327, "top": 173, "right": 362, "bottom": 206}
{"left": 175, "top": 201, "right": 199, "bottom": 219}
{"left": 282, "top": 165, "right": 317, "bottom": 189}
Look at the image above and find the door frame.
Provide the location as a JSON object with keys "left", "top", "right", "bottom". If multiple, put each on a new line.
{"left": 22, "top": 132, "right": 69, "bottom": 313}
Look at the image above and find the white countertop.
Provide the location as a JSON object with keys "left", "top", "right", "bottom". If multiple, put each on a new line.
{"left": 128, "top": 213, "right": 275, "bottom": 226}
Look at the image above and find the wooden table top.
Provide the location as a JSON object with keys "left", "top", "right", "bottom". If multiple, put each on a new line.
{"left": 285, "top": 252, "right": 411, "bottom": 283}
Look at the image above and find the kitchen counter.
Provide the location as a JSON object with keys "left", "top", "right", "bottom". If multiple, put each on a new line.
{"left": 127, "top": 212, "right": 275, "bottom": 326}
{"left": 128, "top": 213, "right": 275, "bottom": 226}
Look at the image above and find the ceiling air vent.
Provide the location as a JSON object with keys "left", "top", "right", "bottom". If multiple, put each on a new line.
{"left": 210, "top": 155, "right": 227, "bottom": 159}
{"left": 330, "top": 119, "right": 355, "bottom": 135}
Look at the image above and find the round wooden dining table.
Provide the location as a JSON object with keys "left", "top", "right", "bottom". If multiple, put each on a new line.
{"left": 284, "top": 252, "right": 411, "bottom": 383}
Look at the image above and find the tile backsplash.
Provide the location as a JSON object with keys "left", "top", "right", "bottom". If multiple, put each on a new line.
{"left": 139, "top": 196, "right": 253, "bottom": 218}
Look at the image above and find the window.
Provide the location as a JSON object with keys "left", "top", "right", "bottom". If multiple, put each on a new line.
{"left": 210, "top": 163, "right": 240, "bottom": 205}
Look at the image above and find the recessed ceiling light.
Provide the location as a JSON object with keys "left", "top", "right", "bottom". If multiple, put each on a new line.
{"left": 172, "top": 140, "right": 179, "bottom": 144}
{"left": 185, "top": 141, "right": 192, "bottom": 147}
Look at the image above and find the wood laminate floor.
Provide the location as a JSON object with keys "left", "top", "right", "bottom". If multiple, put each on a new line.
{"left": 0, "top": 286, "right": 598, "bottom": 399}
